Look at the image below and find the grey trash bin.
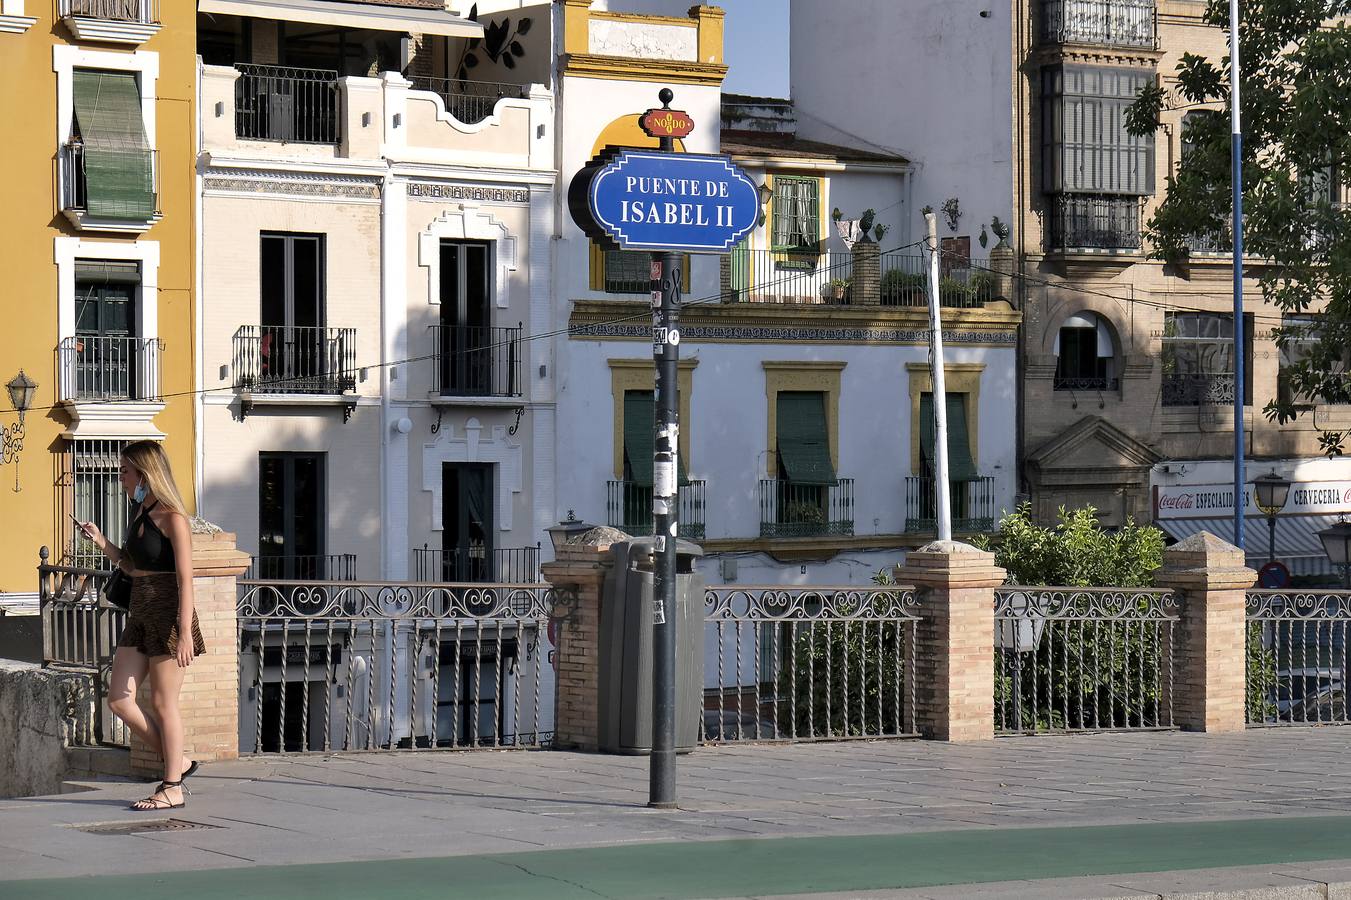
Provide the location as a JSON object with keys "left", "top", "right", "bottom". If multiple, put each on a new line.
{"left": 598, "top": 537, "right": 704, "bottom": 754}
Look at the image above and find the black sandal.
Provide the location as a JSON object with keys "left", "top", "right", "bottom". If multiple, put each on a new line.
{"left": 130, "top": 780, "right": 188, "bottom": 811}
{"left": 183, "top": 760, "right": 199, "bottom": 781}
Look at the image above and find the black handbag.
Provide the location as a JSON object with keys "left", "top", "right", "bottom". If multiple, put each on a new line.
{"left": 103, "top": 568, "right": 132, "bottom": 611}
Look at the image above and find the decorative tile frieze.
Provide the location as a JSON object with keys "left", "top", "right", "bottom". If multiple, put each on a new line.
{"left": 406, "top": 182, "right": 530, "bottom": 203}
{"left": 203, "top": 171, "right": 382, "bottom": 200}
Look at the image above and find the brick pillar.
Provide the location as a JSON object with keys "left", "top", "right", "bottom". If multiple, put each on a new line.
{"left": 719, "top": 254, "right": 732, "bottom": 302}
{"left": 895, "top": 540, "right": 1004, "bottom": 741}
{"left": 988, "top": 243, "right": 1014, "bottom": 303}
{"left": 1152, "top": 531, "right": 1255, "bottom": 733}
{"left": 541, "top": 540, "right": 618, "bottom": 752}
{"left": 130, "top": 530, "right": 249, "bottom": 776}
{"left": 851, "top": 239, "right": 880, "bottom": 306}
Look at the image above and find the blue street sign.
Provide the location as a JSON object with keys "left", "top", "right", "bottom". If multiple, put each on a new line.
{"left": 570, "top": 149, "right": 759, "bottom": 254}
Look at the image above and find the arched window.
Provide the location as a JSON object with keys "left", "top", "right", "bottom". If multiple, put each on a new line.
{"left": 1053, "top": 312, "right": 1117, "bottom": 391}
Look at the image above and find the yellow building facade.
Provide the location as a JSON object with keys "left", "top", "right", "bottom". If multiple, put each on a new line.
{"left": 0, "top": 0, "right": 196, "bottom": 601}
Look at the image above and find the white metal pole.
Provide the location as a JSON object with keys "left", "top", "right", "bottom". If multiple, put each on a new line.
{"left": 925, "top": 211, "right": 952, "bottom": 541}
{"left": 1229, "top": 0, "right": 1247, "bottom": 552}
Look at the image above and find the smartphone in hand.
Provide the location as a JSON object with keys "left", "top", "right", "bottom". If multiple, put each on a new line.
{"left": 69, "top": 514, "right": 91, "bottom": 539}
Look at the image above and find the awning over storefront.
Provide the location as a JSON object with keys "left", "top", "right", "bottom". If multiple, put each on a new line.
{"left": 1157, "top": 515, "right": 1342, "bottom": 576}
{"left": 198, "top": 0, "right": 484, "bottom": 38}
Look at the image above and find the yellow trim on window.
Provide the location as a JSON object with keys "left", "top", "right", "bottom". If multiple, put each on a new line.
{"left": 767, "top": 173, "right": 827, "bottom": 271}
{"left": 905, "top": 362, "right": 984, "bottom": 475}
{"left": 762, "top": 361, "right": 846, "bottom": 478}
{"left": 609, "top": 358, "right": 698, "bottom": 479}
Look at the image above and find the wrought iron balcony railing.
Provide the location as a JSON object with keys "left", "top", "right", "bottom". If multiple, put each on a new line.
{"left": 57, "top": 335, "right": 163, "bottom": 403}
{"left": 606, "top": 480, "right": 706, "bottom": 541}
{"left": 429, "top": 324, "right": 522, "bottom": 398}
{"left": 232, "top": 325, "right": 357, "bottom": 395}
{"left": 904, "top": 475, "right": 998, "bottom": 534}
{"left": 60, "top": 0, "right": 160, "bottom": 23}
{"left": 1048, "top": 194, "right": 1144, "bottom": 251}
{"left": 1162, "top": 372, "right": 1236, "bottom": 407}
{"left": 1042, "top": 0, "right": 1157, "bottom": 49}
{"left": 235, "top": 64, "right": 340, "bottom": 144}
{"left": 1053, "top": 375, "right": 1120, "bottom": 392}
{"left": 61, "top": 141, "right": 160, "bottom": 223}
{"left": 411, "top": 545, "right": 542, "bottom": 584}
{"left": 405, "top": 76, "right": 529, "bottom": 125}
{"left": 758, "top": 478, "right": 854, "bottom": 539}
{"left": 879, "top": 253, "right": 997, "bottom": 308}
{"left": 247, "top": 554, "right": 358, "bottom": 582}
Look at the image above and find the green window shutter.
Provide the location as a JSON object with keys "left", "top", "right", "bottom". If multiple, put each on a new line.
{"left": 920, "top": 393, "right": 979, "bottom": 482}
{"left": 73, "top": 70, "right": 153, "bottom": 221}
{"left": 623, "top": 390, "right": 654, "bottom": 485}
{"left": 75, "top": 259, "right": 141, "bottom": 284}
{"left": 776, "top": 391, "right": 835, "bottom": 485}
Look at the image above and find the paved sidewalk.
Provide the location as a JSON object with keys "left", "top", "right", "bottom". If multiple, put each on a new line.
{"left": 3, "top": 729, "right": 1351, "bottom": 897}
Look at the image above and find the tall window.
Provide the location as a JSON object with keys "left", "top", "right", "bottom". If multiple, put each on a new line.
{"left": 771, "top": 176, "right": 820, "bottom": 258}
{"left": 438, "top": 241, "right": 492, "bottom": 395}
{"left": 73, "top": 260, "right": 139, "bottom": 400}
{"left": 1161, "top": 312, "right": 1253, "bottom": 407}
{"left": 774, "top": 391, "right": 834, "bottom": 527}
{"left": 442, "top": 463, "right": 493, "bottom": 582}
{"left": 70, "top": 68, "right": 154, "bottom": 221}
{"left": 1054, "top": 312, "right": 1117, "bottom": 390}
{"left": 260, "top": 232, "right": 325, "bottom": 388}
{"left": 65, "top": 440, "right": 130, "bottom": 568}
{"left": 1042, "top": 64, "right": 1154, "bottom": 249}
{"left": 1279, "top": 315, "right": 1350, "bottom": 406}
{"left": 258, "top": 453, "right": 325, "bottom": 579}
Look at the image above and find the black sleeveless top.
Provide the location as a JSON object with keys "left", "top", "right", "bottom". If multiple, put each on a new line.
{"left": 124, "top": 501, "right": 178, "bottom": 573}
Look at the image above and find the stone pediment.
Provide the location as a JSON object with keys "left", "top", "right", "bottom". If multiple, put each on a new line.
{"left": 1028, "top": 415, "right": 1162, "bottom": 476}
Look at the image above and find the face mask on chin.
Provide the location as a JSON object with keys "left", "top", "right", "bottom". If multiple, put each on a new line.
{"left": 133, "top": 482, "right": 147, "bottom": 505}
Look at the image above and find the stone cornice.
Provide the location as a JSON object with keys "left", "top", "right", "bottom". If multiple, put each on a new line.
{"left": 562, "top": 53, "right": 728, "bottom": 86}
{"left": 569, "top": 300, "right": 1020, "bottom": 346}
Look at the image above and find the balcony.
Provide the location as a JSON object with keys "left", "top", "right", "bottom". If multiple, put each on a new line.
{"left": 235, "top": 64, "right": 340, "bottom": 144}
{"left": 1047, "top": 195, "right": 1144, "bottom": 252}
{"left": 247, "top": 554, "right": 358, "bottom": 581}
{"left": 723, "top": 250, "right": 994, "bottom": 308}
{"left": 1053, "top": 375, "right": 1120, "bottom": 392}
{"left": 1042, "top": 0, "right": 1157, "bottom": 49}
{"left": 606, "top": 480, "right": 707, "bottom": 542}
{"left": 57, "top": 336, "right": 162, "bottom": 403}
{"left": 59, "top": 0, "right": 161, "bottom": 44}
{"left": 232, "top": 326, "right": 357, "bottom": 419}
{"left": 405, "top": 77, "right": 529, "bottom": 126}
{"left": 411, "top": 545, "right": 541, "bottom": 584}
{"left": 1162, "top": 372, "right": 1236, "bottom": 407}
{"left": 904, "top": 476, "right": 998, "bottom": 534}
{"left": 60, "top": 142, "right": 161, "bottom": 234}
{"left": 429, "top": 324, "right": 522, "bottom": 401}
{"left": 758, "top": 479, "right": 854, "bottom": 539}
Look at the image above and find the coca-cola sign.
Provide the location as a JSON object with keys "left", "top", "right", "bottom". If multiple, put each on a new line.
{"left": 1155, "top": 481, "right": 1351, "bottom": 519}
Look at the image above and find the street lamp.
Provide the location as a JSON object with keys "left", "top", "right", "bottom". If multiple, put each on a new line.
{"left": 2, "top": 369, "right": 38, "bottom": 492}
{"left": 546, "top": 510, "right": 593, "bottom": 554}
{"left": 1317, "top": 519, "right": 1351, "bottom": 590}
{"left": 1252, "top": 471, "right": 1292, "bottom": 565}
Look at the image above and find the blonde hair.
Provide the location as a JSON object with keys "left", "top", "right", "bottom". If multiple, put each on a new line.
{"left": 122, "top": 441, "right": 189, "bottom": 518}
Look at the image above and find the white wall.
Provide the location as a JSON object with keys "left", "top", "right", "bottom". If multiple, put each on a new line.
{"left": 789, "top": 0, "right": 1014, "bottom": 252}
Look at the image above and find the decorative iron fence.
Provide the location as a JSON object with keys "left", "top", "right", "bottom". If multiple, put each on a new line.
{"left": 703, "top": 586, "right": 920, "bottom": 742}
{"left": 994, "top": 587, "right": 1178, "bottom": 733}
{"left": 1054, "top": 376, "right": 1121, "bottom": 392}
{"left": 235, "top": 64, "right": 339, "bottom": 144}
{"left": 232, "top": 325, "right": 357, "bottom": 394}
{"left": 1162, "top": 372, "right": 1236, "bottom": 407}
{"left": 429, "top": 324, "right": 522, "bottom": 398}
{"left": 1246, "top": 590, "right": 1351, "bottom": 726}
{"left": 606, "top": 479, "right": 706, "bottom": 541}
{"left": 904, "top": 476, "right": 998, "bottom": 534}
{"left": 878, "top": 254, "right": 996, "bottom": 308}
{"left": 57, "top": 336, "right": 163, "bottom": 403}
{"left": 38, "top": 550, "right": 129, "bottom": 747}
{"left": 1041, "top": 0, "right": 1157, "bottom": 48}
{"left": 61, "top": 142, "right": 159, "bottom": 221}
{"left": 60, "top": 0, "right": 160, "bottom": 22}
{"left": 1047, "top": 195, "right": 1144, "bottom": 251}
{"left": 237, "top": 580, "right": 568, "bottom": 753}
{"left": 248, "top": 554, "right": 358, "bottom": 582}
{"left": 758, "top": 478, "right": 854, "bottom": 538}
{"left": 405, "top": 76, "right": 529, "bottom": 125}
{"left": 411, "top": 545, "right": 541, "bottom": 584}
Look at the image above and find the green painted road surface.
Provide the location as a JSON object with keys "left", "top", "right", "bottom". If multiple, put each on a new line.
{"left": 6, "top": 815, "right": 1351, "bottom": 899}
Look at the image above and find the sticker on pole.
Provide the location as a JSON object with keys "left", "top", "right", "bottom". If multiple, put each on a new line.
{"left": 653, "top": 460, "right": 676, "bottom": 498}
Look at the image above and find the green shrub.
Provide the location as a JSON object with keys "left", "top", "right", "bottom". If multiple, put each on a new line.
{"left": 880, "top": 269, "right": 926, "bottom": 304}
{"left": 968, "top": 271, "right": 998, "bottom": 302}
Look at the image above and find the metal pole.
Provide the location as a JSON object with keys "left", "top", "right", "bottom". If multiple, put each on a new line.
{"left": 1267, "top": 514, "right": 1276, "bottom": 566}
{"left": 1230, "top": 0, "right": 1246, "bottom": 551}
{"left": 925, "top": 211, "right": 952, "bottom": 541}
{"left": 649, "top": 112, "right": 681, "bottom": 809}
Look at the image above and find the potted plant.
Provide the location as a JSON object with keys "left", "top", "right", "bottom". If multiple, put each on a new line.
{"left": 825, "top": 277, "right": 850, "bottom": 302}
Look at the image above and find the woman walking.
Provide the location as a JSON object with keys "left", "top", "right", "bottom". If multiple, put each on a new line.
{"left": 76, "top": 440, "right": 205, "bottom": 811}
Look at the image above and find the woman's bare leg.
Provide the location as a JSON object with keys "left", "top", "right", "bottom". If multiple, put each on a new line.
{"left": 108, "top": 646, "right": 162, "bottom": 751}
{"left": 148, "top": 654, "right": 188, "bottom": 785}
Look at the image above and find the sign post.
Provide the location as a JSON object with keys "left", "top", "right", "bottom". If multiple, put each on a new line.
{"left": 569, "top": 89, "right": 757, "bottom": 809}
